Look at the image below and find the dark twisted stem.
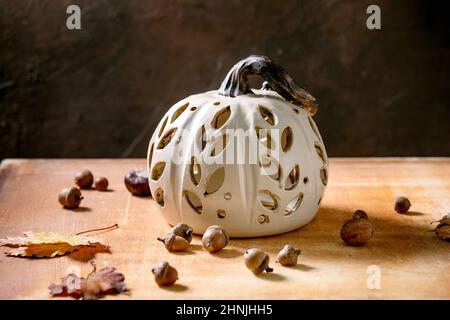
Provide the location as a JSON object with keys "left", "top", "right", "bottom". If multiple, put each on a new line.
{"left": 218, "top": 55, "right": 318, "bottom": 115}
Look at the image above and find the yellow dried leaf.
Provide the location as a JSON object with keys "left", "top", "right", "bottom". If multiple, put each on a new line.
{"left": 0, "top": 232, "right": 107, "bottom": 258}
{"left": 7, "top": 244, "right": 85, "bottom": 258}
{"left": 0, "top": 232, "right": 104, "bottom": 246}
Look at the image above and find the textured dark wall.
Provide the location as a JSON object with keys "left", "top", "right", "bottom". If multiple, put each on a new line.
{"left": 1, "top": 0, "right": 449, "bottom": 158}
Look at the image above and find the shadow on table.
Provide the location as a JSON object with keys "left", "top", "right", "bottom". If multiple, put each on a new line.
{"left": 229, "top": 206, "right": 444, "bottom": 262}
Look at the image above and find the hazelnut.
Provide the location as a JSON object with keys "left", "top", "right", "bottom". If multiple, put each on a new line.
{"left": 94, "top": 177, "right": 109, "bottom": 191}
{"left": 124, "top": 169, "right": 151, "bottom": 196}
{"left": 353, "top": 209, "right": 369, "bottom": 220}
{"left": 157, "top": 233, "right": 189, "bottom": 252}
{"left": 171, "top": 223, "right": 193, "bottom": 243}
{"left": 340, "top": 216, "right": 374, "bottom": 246}
{"left": 152, "top": 261, "right": 178, "bottom": 286}
{"left": 244, "top": 248, "right": 273, "bottom": 275}
{"left": 277, "top": 244, "right": 301, "bottom": 266}
{"left": 58, "top": 187, "right": 83, "bottom": 209}
{"left": 395, "top": 196, "right": 411, "bottom": 214}
{"left": 75, "top": 169, "right": 94, "bottom": 189}
{"left": 202, "top": 225, "right": 229, "bottom": 253}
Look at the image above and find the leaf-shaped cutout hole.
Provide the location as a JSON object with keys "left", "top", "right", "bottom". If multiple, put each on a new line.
{"left": 158, "top": 116, "right": 168, "bottom": 138}
{"left": 258, "top": 105, "right": 275, "bottom": 125}
{"left": 204, "top": 167, "right": 225, "bottom": 195}
{"left": 285, "top": 165, "right": 300, "bottom": 190}
{"left": 183, "top": 190, "right": 202, "bottom": 214}
{"left": 308, "top": 116, "right": 321, "bottom": 140}
{"left": 285, "top": 193, "right": 304, "bottom": 216}
{"left": 148, "top": 143, "right": 154, "bottom": 169}
{"left": 197, "top": 125, "right": 207, "bottom": 152}
{"left": 255, "top": 126, "right": 273, "bottom": 149}
{"left": 155, "top": 187, "right": 165, "bottom": 207}
{"left": 314, "top": 141, "right": 326, "bottom": 163}
{"left": 281, "top": 127, "right": 293, "bottom": 152}
{"left": 171, "top": 102, "right": 189, "bottom": 123}
{"left": 320, "top": 166, "right": 328, "bottom": 186}
{"left": 189, "top": 156, "right": 201, "bottom": 186}
{"left": 151, "top": 162, "right": 166, "bottom": 181}
{"left": 258, "top": 190, "right": 278, "bottom": 211}
{"left": 259, "top": 154, "right": 281, "bottom": 181}
{"left": 292, "top": 107, "right": 300, "bottom": 114}
{"left": 209, "top": 133, "right": 228, "bottom": 157}
{"left": 157, "top": 128, "right": 177, "bottom": 149}
{"left": 213, "top": 101, "right": 220, "bottom": 106}
{"left": 211, "top": 106, "right": 231, "bottom": 129}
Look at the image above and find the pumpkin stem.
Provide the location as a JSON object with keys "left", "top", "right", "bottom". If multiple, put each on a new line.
{"left": 218, "top": 55, "right": 318, "bottom": 115}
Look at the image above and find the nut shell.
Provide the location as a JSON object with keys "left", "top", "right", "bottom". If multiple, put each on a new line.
{"left": 152, "top": 261, "right": 178, "bottom": 286}
{"left": 94, "top": 177, "right": 109, "bottom": 191}
{"left": 244, "top": 248, "right": 273, "bottom": 275}
{"left": 277, "top": 244, "right": 301, "bottom": 266}
{"left": 75, "top": 169, "right": 94, "bottom": 189}
{"left": 340, "top": 218, "right": 374, "bottom": 246}
{"left": 395, "top": 196, "right": 411, "bottom": 214}
{"left": 353, "top": 210, "right": 369, "bottom": 220}
{"left": 202, "top": 225, "right": 229, "bottom": 253}
{"left": 157, "top": 234, "right": 189, "bottom": 252}
{"left": 58, "top": 187, "right": 83, "bottom": 209}
{"left": 124, "top": 169, "right": 151, "bottom": 196}
{"left": 171, "top": 223, "right": 193, "bottom": 243}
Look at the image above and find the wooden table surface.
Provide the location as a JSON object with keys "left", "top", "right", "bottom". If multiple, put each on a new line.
{"left": 0, "top": 158, "right": 449, "bottom": 300}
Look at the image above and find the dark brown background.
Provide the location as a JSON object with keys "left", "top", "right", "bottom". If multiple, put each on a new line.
{"left": 1, "top": 0, "right": 449, "bottom": 159}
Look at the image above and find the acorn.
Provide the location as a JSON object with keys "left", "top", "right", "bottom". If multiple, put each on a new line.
{"left": 244, "top": 248, "right": 273, "bottom": 275}
{"left": 58, "top": 187, "right": 83, "bottom": 209}
{"left": 340, "top": 215, "right": 374, "bottom": 246}
{"left": 94, "top": 177, "right": 109, "bottom": 191}
{"left": 353, "top": 209, "right": 369, "bottom": 220}
{"left": 157, "top": 233, "right": 190, "bottom": 252}
{"left": 395, "top": 196, "right": 411, "bottom": 214}
{"left": 202, "top": 225, "right": 229, "bottom": 253}
{"left": 152, "top": 261, "right": 178, "bottom": 286}
{"left": 75, "top": 169, "right": 94, "bottom": 189}
{"left": 277, "top": 244, "right": 301, "bottom": 266}
{"left": 171, "top": 223, "right": 193, "bottom": 243}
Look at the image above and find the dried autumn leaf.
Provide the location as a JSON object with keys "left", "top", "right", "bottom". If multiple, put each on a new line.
{"left": 49, "top": 266, "right": 127, "bottom": 300}
{"left": 434, "top": 214, "right": 450, "bottom": 241}
{"left": 0, "top": 231, "right": 108, "bottom": 258}
{"left": 434, "top": 224, "right": 450, "bottom": 240}
{"left": 438, "top": 214, "right": 450, "bottom": 226}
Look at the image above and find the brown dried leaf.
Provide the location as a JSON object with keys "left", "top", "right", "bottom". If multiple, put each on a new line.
{"left": 0, "top": 232, "right": 107, "bottom": 258}
{"left": 438, "top": 214, "right": 450, "bottom": 226}
{"left": 49, "top": 266, "right": 127, "bottom": 300}
{"left": 434, "top": 223, "right": 450, "bottom": 241}
{"left": 434, "top": 214, "right": 450, "bottom": 241}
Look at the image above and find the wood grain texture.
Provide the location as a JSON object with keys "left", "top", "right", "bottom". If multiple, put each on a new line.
{"left": 0, "top": 158, "right": 449, "bottom": 300}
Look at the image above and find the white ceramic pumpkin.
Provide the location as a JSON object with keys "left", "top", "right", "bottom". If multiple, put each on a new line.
{"left": 147, "top": 55, "right": 328, "bottom": 237}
